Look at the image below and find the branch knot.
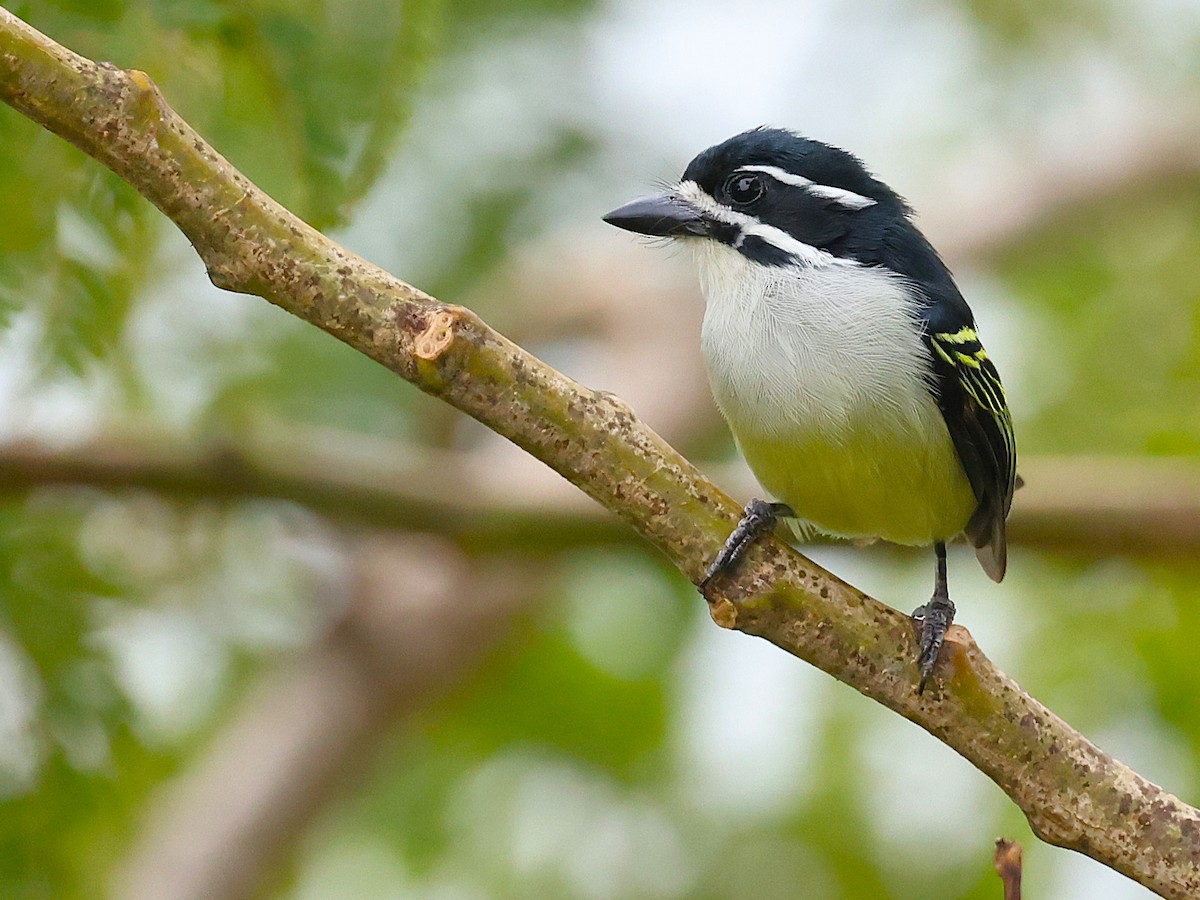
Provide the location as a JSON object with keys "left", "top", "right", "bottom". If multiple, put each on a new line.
{"left": 414, "top": 308, "right": 460, "bottom": 361}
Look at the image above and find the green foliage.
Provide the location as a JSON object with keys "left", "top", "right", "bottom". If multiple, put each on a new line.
{"left": 997, "top": 177, "right": 1200, "bottom": 454}
{"left": 207, "top": 312, "right": 439, "bottom": 438}
{"left": 195, "top": 0, "right": 441, "bottom": 229}
{"left": 937, "top": 0, "right": 1111, "bottom": 49}
{"left": 2, "top": 0, "right": 444, "bottom": 371}
{"left": 0, "top": 497, "right": 164, "bottom": 897}
{"left": 0, "top": 116, "right": 153, "bottom": 370}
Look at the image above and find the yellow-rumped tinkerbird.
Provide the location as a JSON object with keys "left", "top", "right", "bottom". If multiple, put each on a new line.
{"left": 603, "top": 127, "right": 1017, "bottom": 691}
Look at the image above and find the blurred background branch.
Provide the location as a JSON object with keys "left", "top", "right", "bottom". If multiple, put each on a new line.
{"left": 3, "top": 433, "right": 1200, "bottom": 557}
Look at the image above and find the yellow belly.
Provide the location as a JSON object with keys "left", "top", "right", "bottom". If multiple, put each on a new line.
{"left": 735, "top": 422, "right": 977, "bottom": 546}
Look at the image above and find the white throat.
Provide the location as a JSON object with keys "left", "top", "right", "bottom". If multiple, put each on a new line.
{"left": 693, "top": 240, "right": 936, "bottom": 441}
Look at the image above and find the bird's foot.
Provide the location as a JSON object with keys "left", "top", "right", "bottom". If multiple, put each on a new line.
{"left": 699, "top": 499, "right": 793, "bottom": 591}
{"left": 912, "top": 591, "right": 955, "bottom": 694}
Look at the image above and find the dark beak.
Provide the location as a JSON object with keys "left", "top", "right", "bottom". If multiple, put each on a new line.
{"left": 602, "top": 193, "right": 709, "bottom": 237}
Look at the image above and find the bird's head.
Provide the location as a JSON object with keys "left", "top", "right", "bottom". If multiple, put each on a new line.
{"left": 604, "top": 127, "right": 906, "bottom": 269}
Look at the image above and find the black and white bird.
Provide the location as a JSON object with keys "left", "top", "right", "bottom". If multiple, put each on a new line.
{"left": 603, "top": 127, "right": 1016, "bottom": 690}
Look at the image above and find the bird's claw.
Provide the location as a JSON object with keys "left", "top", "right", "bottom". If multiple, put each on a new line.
{"left": 700, "top": 499, "right": 793, "bottom": 591}
{"left": 914, "top": 593, "right": 955, "bottom": 693}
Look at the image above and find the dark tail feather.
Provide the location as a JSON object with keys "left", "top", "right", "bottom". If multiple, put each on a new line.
{"left": 967, "top": 502, "right": 1007, "bottom": 583}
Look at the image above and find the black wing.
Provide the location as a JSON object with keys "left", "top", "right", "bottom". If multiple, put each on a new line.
{"left": 836, "top": 205, "right": 1017, "bottom": 579}
{"left": 924, "top": 317, "right": 1017, "bottom": 582}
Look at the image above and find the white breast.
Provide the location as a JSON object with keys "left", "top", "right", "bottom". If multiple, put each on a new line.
{"left": 694, "top": 241, "right": 937, "bottom": 442}
{"left": 692, "top": 241, "right": 978, "bottom": 545}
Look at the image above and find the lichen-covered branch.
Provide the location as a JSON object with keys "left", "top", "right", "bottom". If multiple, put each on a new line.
{"left": 2, "top": 9, "right": 1198, "bottom": 897}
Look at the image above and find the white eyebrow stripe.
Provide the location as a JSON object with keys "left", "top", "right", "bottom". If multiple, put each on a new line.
{"left": 739, "top": 164, "right": 877, "bottom": 210}
{"left": 676, "top": 180, "right": 859, "bottom": 268}
{"left": 739, "top": 164, "right": 814, "bottom": 187}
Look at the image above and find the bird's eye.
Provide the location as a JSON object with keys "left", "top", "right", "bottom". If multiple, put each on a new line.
{"left": 724, "top": 172, "right": 765, "bottom": 205}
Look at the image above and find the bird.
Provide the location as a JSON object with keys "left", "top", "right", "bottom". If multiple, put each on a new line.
{"left": 602, "top": 127, "right": 1016, "bottom": 691}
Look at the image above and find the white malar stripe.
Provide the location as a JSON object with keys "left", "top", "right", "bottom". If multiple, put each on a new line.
{"left": 736, "top": 222, "right": 834, "bottom": 267}
{"left": 740, "top": 164, "right": 876, "bottom": 210}
{"left": 676, "top": 180, "right": 859, "bottom": 269}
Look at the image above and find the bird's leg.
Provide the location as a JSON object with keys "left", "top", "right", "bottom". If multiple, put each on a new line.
{"left": 700, "top": 499, "right": 794, "bottom": 590}
{"left": 912, "top": 541, "right": 955, "bottom": 693}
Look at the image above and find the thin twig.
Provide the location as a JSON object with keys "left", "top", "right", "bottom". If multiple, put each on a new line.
{"left": 994, "top": 838, "right": 1023, "bottom": 900}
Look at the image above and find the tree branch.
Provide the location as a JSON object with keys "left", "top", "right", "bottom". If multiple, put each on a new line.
{"left": 2, "top": 9, "right": 1198, "bottom": 896}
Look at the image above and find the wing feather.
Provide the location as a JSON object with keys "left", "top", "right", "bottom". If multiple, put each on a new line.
{"left": 847, "top": 213, "right": 1016, "bottom": 579}
{"left": 925, "top": 326, "right": 1016, "bottom": 582}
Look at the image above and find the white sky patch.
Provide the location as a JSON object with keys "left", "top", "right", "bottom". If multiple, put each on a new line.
{"left": 586, "top": 0, "right": 981, "bottom": 177}
{"left": 860, "top": 710, "right": 1000, "bottom": 875}
{"left": 0, "top": 635, "right": 43, "bottom": 795}
{"left": 740, "top": 165, "right": 877, "bottom": 210}
{"left": 1037, "top": 846, "right": 1160, "bottom": 900}
{"left": 92, "top": 601, "right": 228, "bottom": 744}
{"left": 447, "top": 751, "right": 695, "bottom": 900}
{"left": 671, "top": 611, "right": 829, "bottom": 821}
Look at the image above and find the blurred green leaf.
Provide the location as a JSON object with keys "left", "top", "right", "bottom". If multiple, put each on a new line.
{"left": 997, "top": 176, "right": 1200, "bottom": 454}
{"left": 938, "top": 0, "right": 1111, "bottom": 49}
{"left": 441, "top": 622, "right": 668, "bottom": 777}
{"left": 1, "top": 0, "right": 445, "bottom": 371}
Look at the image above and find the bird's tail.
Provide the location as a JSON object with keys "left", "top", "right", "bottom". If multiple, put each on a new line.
{"left": 967, "top": 503, "right": 1007, "bottom": 582}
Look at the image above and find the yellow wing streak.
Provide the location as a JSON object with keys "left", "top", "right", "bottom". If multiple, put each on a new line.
{"left": 940, "top": 326, "right": 979, "bottom": 343}
{"left": 932, "top": 330, "right": 1016, "bottom": 488}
